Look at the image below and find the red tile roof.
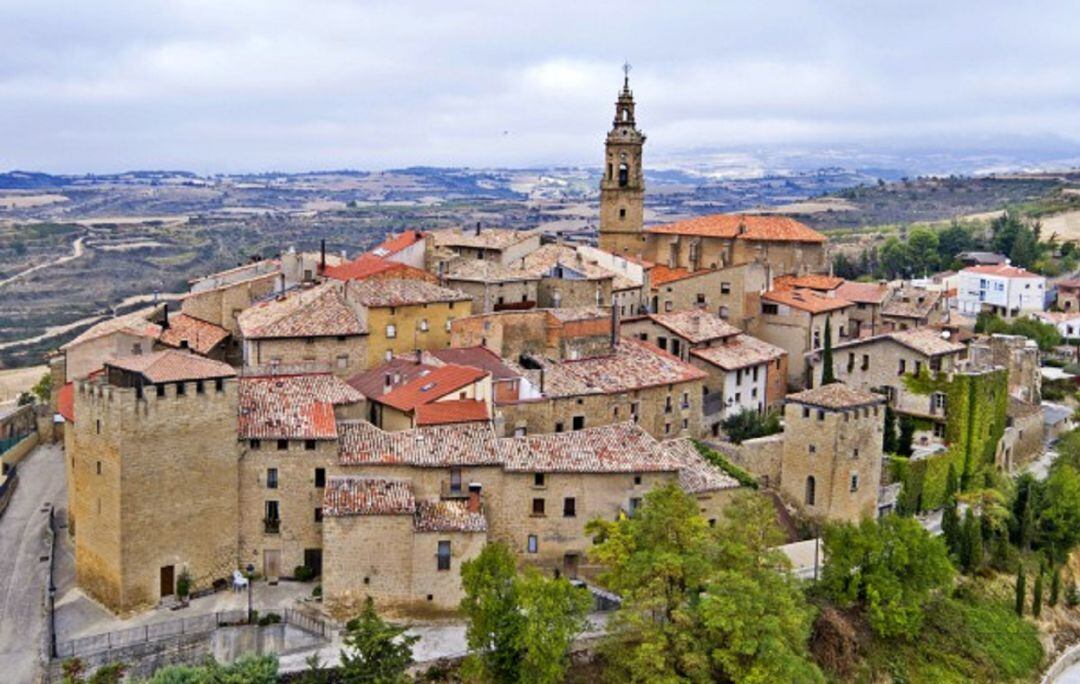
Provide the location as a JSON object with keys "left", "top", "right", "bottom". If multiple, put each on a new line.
{"left": 501, "top": 422, "right": 678, "bottom": 473}
{"left": 962, "top": 264, "right": 1044, "bottom": 279}
{"left": 646, "top": 310, "right": 741, "bottom": 344}
{"left": 426, "top": 347, "right": 521, "bottom": 381}
{"left": 762, "top": 288, "right": 851, "bottom": 314}
{"left": 323, "top": 476, "right": 415, "bottom": 516}
{"left": 346, "top": 278, "right": 472, "bottom": 308}
{"left": 560, "top": 338, "right": 707, "bottom": 393}
{"left": 61, "top": 309, "right": 162, "bottom": 350}
{"left": 413, "top": 500, "right": 487, "bottom": 533}
{"left": 647, "top": 214, "right": 826, "bottom": 243}
{"left": 377, "top": 364, "right": 488, "bottom": 412}
{"left": 158, "top": 313, "right": 230, "bottom": 355}
{"left": 690, "top": 334, "right": 786, "bottom": 371}
{"left": 786, "top": 383, "right": 885, "bottom": 410}
{"left": 835, "top": 281, "right": 890, "bottom": 305}
{"left": 649, "top": 265, "right": 708, "bottom": 287}
{"left": 338, "top": 420, "right": 504, "bottom": 467}
{"left": 106, "top": 350, "right": 236, "bottom": 383}
{"left": 57, "top": 382, "right": 75, "bottom": 423}
{"left": 324, "top": 254, "right": 434, "bottom": 283}
{"left": 238, "top": 283, "right": 365, "bottom": 339}
{"left": 415, "top": 399, "right": 490, "bottom": 426}
{"left": 238, "top": 373, "right": 363, "bottom": 440}
{"left": 773, "top": 274, "right": 844, "bottom": 292}
{"left": 661, "top": 438, "right": 741, "bottom": 493}
{"left": 370, "top": 230, "right": 425, "bottom": 257}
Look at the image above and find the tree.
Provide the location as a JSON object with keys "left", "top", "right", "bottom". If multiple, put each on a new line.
{"left": 883, "top": 405, "right": 898, "bottom": 454}
{"left": 820, "top": 317, "right": 836, "bottom": 385}
{"left": 942, "top": 501, "right": 961, "bottom": 557}
{"left": 880, "top": 237, "right": 909, "bottom": 279}
{"left": 821, "top": 516, "right": 953, "bottom": 639}
{"left": 897, "top": 415, "right": 916, "bottom": 458}
{"left": 588, "top": 487, "right": 823, "bottom": 683}
{"left": 1015, "top": 565, "right": 1026, "bottom": 617}
{"left": 339, "top": 597, "right": 419, "bottom": 684}
{"left": 960, "top": 508, "right": 984, "bottom": 574}
{"left": 906, "top": 228, "right": 940, "bottom": 276}
{"left": 938, "top": 221, "right": 977, "bottom": 267}
{"left": 1050, "top": 566, "right": 1062, "bottom": 607}
{"left": 1009, "top": 226, "right": 1040, "bottom": 269}
{"left": 719, "top": 409, "right": 781, "bottom": 444}
{"left": 31, "top": 372, "right": 51, "bottom": 403}
{"left": 1034, "top": 463, "right": 1080, "bottom": 563}
{"left": 1033, "top": 569, "right": 1044, "bottom": 619}
{"left": 460, "top": 543, "right": 590, "bottom": 684}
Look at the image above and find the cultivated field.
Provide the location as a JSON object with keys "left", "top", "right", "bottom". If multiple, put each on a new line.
{"left": 1040, "top": 209, "right": 1080, "bottom": 242}
{"left": 0, "top": 365, "right": 46, "bottom": 403}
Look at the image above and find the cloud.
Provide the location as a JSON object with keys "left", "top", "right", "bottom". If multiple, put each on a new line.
{"left": 0, "top": 0, "right": 1078, "bottom": 172}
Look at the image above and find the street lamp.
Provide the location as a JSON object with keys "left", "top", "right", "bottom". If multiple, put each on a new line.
{"left": 246, "top": 563, "right": 255, "bottom": 624}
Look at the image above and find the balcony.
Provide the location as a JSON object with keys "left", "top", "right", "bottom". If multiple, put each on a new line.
{"left": 263, "top": 518, "right": 281, "bottom": 535}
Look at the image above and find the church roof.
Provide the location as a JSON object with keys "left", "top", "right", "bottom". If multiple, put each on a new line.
{"left": 646, "top": 214, "right": 826, "bottom": 243}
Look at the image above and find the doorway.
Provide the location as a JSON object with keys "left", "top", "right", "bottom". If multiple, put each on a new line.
{"left": 303, "top": 549, "right": 323, "bottom": 578}
{"left": 563, "top": 553, "right": 580, "bottom": 580}
{"left": 160, "top": 565, "right": 175, "bottom": 598}
{"left": 264, "top": 549, "right": 281, "bottom": 584}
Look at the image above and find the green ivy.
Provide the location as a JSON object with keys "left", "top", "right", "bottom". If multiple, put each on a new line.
{"left": 693, "top": 441, "right": 759, "bottom": 489}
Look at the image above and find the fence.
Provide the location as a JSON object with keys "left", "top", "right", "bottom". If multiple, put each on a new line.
{"left": 0, "top": 432, "right": 30, "bottom": 457}
{"left": 55, "top": 608, "right": 333, "bottom": 660}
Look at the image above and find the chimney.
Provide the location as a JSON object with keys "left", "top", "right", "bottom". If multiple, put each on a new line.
{"left": 610, "top": 299, "right": 620, "bottom": 350}
{"left": 415, "top": 348, "right": 422, "bottom": 364}
{"left": 320, "top": 239, "right": 326, "bottom": 273}
{"left": 475, "top": 221, "right": 481, "bottom": 236}
{"left": 278, "top": 273, "right": 286, "bottom": 297}
{"left": 161, "top": 303, "right": 170, "bottom": 329}
{"left": 383, "top": 373, "right": 393, "bottom": 394}
{"left": 467, "top": 485, "right": 482, "bottom": 513}
{"left": 539, "top": 367, "right": 546, "bottom": 394}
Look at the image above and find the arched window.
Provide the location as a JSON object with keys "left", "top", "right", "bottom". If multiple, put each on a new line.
{"left": 621, "top": 108, "right": 628, "bottom": 122}
{"left": 805, "top": 476, "right": 816, "bottom": 506}
{"left": 618, "top": 163, "right": 629, "bottom": 187}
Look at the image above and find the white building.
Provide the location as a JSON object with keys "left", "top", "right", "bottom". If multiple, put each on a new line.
{"left": 955, "top": 264, "right": 1045, "bottom": 319}
{"left": 1034, "top": 311, "right": 1080, "bottom": 341}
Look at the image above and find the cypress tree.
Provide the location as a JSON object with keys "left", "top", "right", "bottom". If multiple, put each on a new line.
{"left": 961, "top": 508, "right": 983, "bottom": 573}
{"left": 942, "top": 501, "right": 960, "bottom": 555}
{"left": 945, "top": 463, "right": 958, "bottom": 499}
{"left": 1051, "top": 566, "right": 1061, "bottom": 607}
{"left": 1033, "top": 569, "right": 1044, "bottom": 619}
{"left": 821, "top": 316, "right": 836, "bottom": 385}
{"left": 1020, "top": 494, "right": 1035, "bottom": 552}
{"left": 883, "top": 405, "right": 898, "bottom": 454}
{"left": 897, "top": 416, "right": 916, "bottom": 458}
{"left": 1015, "top": 565, "right": 1026, "bottom": 617}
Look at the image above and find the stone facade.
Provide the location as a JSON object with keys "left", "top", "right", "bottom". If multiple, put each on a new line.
{"left": 361, "top": 301, "right": 465, "bottom": 368}
{"left": 181, "top": 274, "right": 279, "bottom": 337}
{"left": 71, "top": 377, "right": 239, "bottom": 614}
{"left": 753, "top": 304, "right": 849, "bottom": 389}
{"left": 597, "top": 75, "right": 646, "bottom": 256}
{"left": 243, "top": 335, "right": 368, "bottom": 378}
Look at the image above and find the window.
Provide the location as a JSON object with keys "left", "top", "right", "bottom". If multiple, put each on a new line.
{"left": 736, "top": 369, "right": 743, "bottom": 384}
{"left": 449, "top": 467, "right": 463, "bottom": 493}
{"left": 532, "top": 498, "right": 546, "bottom": 516}
{"left": 934, "top": 422, "right": 947, "bottom": 438}
{"left": 386, "top": 324, "right": 397, "bottom": 339}
{"left": 437, "top": 541, "right": 451, "bottom": 571}
{"left": 619, "top": 208, "right": 626, "bottom": 219}
{"left": 250, "top": 439, "right": 261, "bottom": 450}
{"left": 572, "top": 415, "right": 585, "bottom": 431}
{"left": 817, "top": 409, "right": 825, "bottom": 421}
{"left": 96, "top": 461, "right": 101, "bottom": 475}
{"left": 315, "top": 468, "right": 326, "bottom": 488}
{"left": 853, "top": 448, "right": 860, "bottom": 459}
{"left": 264, "top": 501, "right": 280, "bottom": 533}
{"left": 554, "top": 422, "right": 565, "bottom": 433}
{"left": 665, "top": 396, "right": 673, "bottom": 413}
{"left": 762, "top": 303, "right": 779, "bottom": 315}
{"left": 336, "top": 355, "right": 349, "bottom": 370}
{"left": 721, "top": 282, "right": 731, "bottom": 294}
{"left": 805, "top": 477, "right": 816, "bottom": 506}
{"left": 664, "top": 422, "right": 671, "bottom": 434}
{"left": 304, "top": 439, "right": 316, "bottom": 451}
{"left": 664, "top": 300, "right": 673, "bottom": 312}
{"left": 267, "top": 468, "right": 278, "bottom": 489}
{"left": 563, "top": 497, "right": 576, "bottom": 517}
{"left": 861, "top": 354, "right": 870, "bottom": 371}
{"left": 850, "top": 473, "right": 859, "bottom": 493}
{"left": 534, "top": 472, "right": 545, "bottom": 487}
{"left": 96, "top": 419, "right": 101, "bottom": 434}
{"left": 719, "top": 306, "right": 730, "bottom": 319}
{"left": 809, "top": 444, "right": 816, "bottom": 454}
{"left": 527, "top": 535, "right": 538, "bottom": 554}
{"left": 156, "top": 383, "right": 166, "bottom": 398}
{"left": 847, "top": 353, "right": 855, "bottom": 373}
{"left": 215, "top": 378, "right": 224, "bottom": 392}
{"left": 445, "top": 318, "right": 454, "bottom": 332}
{"left": 914, "top": 361, "right": 922, "bottom": 376}
{"left": 898, "top": 359, "right": 906, "bottom": 375}
{"left": 634, "top": 474, "right": 642, "bottom": 485}
{"left": 681, "top": 392, "right": 690, "bottom": 409}
{"left": 629, "top": 497, "right": 643, "bottom": 514}
{"left": 314, "top": 507, "right": 323, "bottom": 523}
{"left": 277, "top": 439, "right": 288, "bottom": 451}
{"left": 176, "top": 382, "right": 186, "bottom": 396}
{"left": 813, "top": 331, "right": 821, "bottom": 348}
{"left": 657, "top": 336, "right": 667, "bottom": 351}
{"left": 419, "top": 319, "right": 429, "bottom": 332}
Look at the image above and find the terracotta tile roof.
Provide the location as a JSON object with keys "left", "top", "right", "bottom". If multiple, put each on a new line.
{"left": 660, "top": 438, "right": 741, "bottom": 493}
{"left": 559, "top": 338, "right": 706, "bottom": 394}
{"left": 880, "top": 288, "right": 942, "bottom": 319}
{"left": 773, "top": 274, "right": 844, "bottom": 292}
{"left": 690, "top": 334, "right": 786, "bottom": 370}
{"left": 338, "top": 420, "right": 504, "bottom": 467}
{"left": 646, "top": 214, "right": 826, "bottom": 243}
{"left": 502, "top": 422, "right": 678, "bottom": 473}
{"left": 238, "top": 283, "right": 365, "bottom": 339}
{"left": 106, "top": 350, "right": 236, "bottom": 383}
{"left": 518, "top": 244, "right": 614, "bottom": 281}
{"left": 649, "top": 265, "right": 708, "bottom": 287}
{"left": 786, "top": 383, "right": 884, "bottom": 410}
{"left": 961, "top": 264, "right": 1044, "bottom": 279}
{"left": 378, "top": 364, "right": 488, "bottom": 412}
{"left": 323, "top": 476, "right": 415, "bottom": 516}
{"left": 888, "top": 328, "right": 966, "bottom": 356}
{"left": 430, "top": 227, "right": 537, "bottom": 250}
{"left": 61, "top": 309, "right": 162, "bottom": 350}
{"left": 835, "top": 281, "right": 890, "bottom": 305}
{"left": 347, "top": 278, "right": 471, "bottom": 308}
{"left": 158, "top": 313, "right": 229, "bottom": 355}
{"left": 324, "top": 254, "right": 435, "bottom": 283}
{"left": 413, "top": 500, "right": 487, "bottom": 533}
{"left": 762, "top": 288, "right": 851, "bottom": 314}
{"left": 646, "top": 310, "right": 741, "bottom": 344}
{"left": 415, "top": 399, "right": 490, "bottom": 426}
{"left": 57, "top": 382, "right": 75, "bottom": 423}
{"left": 1056, "top": 279, "right": 1080, "bottom": 289}
{"left": 348, "top": 358, "right": 435, "bottom": 398}
{"left": 238, "top": 373, "right": 363, "bottom": 439}
{"left": 426, "top": 347, "right": 521, "bottom": 381}
{"left": 370, "top": 230, "right": 425, "bottom": 257}
{"left": 444, "top": 259, "right": 540, "bottom": 282}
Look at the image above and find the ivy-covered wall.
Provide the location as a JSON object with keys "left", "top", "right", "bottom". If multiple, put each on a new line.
{"left": 893, "top": 368, "right": 1008, "bottom": 511}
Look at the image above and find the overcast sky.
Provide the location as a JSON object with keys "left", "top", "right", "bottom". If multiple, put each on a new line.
{"left": 2, "top": 1, "right": 1078, "bottom": 173}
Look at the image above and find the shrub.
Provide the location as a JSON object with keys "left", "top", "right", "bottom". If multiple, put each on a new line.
{"left": 257, "top": 612, "right": 282, "bottom": 626}
{"left": 293, "top": 564, "right": 316, "bottom": 582}
{"left": 176, "top": 570, "right": 191, "bottom": 599}
{"left": 719, "top": 409, "right": 782, "bottom": 444}
{"left": 312, "top": 584, "right": 322, "bottom": 599}
{"left": 693, "top": 441, "right": 758, "bottom": 488}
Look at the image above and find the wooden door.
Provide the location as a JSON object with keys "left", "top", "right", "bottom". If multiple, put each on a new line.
{"left": 564, "top": 554, "right": 580, "bottom": 580}
{"left": 264, "top": 549, "right": 281, "bottom": 584}
{"left": 160, "top": 565, "right": 175, "bottom": 597}
{"left": 304, "top": 549, "right": 323, "bottom": 577}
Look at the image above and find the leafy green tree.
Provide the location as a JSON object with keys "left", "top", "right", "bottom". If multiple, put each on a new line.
{"left": 942, "top": 501, "right": 961, "bottom": 556}
{"left": 820, "top": 516, "right": 954, "bottom": 639}
{"left": 460, "top": 542, "right": 590, "bottom": 684}
{"left": 1033, "top": 569, "right": 1044, "bottom": 619}
{"left": 880, "top": 237, "right": 908, "bottom": 278}
{"left": 588, "top": 487, "right": 823, "bottom": 683}
{"left": 1034, "top": 464, "right": 1080, "bottom": 563}
{"left": 906, "top": 227, "right": 940, "bottom": 276}
{"left": 1015, "top": 565, "right": 1026, "bottom": 617}
{"left": 897, "top": 415, "right": 916, "bottom": 457}
{"left": 719, "top": 409, "right": 781, "bottom": 444}
{"left": 31, "top": 372, "right": 51, "bottom": 403}
{"left": 883, "top": 405, "right": 898, "bottom": 454}
{"left": 1009, "top": 226, "right": 1040, "bottom": 269}
{"left": 938, "top": 221, "right": 977, "bottom": 266}
{"left": 820, "top": 317, "right": 836, "bottom": 385}
{"left": 338, "top": 597, "right": 418, "bottom": 683}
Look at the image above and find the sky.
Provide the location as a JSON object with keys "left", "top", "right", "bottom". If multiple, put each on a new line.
{"left": 1, "top": 0, "right": 1079, "bottom": 174}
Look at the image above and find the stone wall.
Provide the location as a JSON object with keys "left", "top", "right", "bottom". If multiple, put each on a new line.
{"left": 362, "top": 301, "right": 465, "bottom": 368}
{"left": 444, "top": 278, "right": 537, "bottom": 314}
{"left": 722, "top": 435, "right": 783, "bottom": 487}
{"left": 181, "top": 273, "right": 279, "bottom": 337}
{"left": 243, "top": 335, "right": 367, "bottom": 378}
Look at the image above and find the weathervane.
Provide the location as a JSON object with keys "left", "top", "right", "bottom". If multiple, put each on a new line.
{"left": 622, "top": 60, "right": 632, "bottom": 88}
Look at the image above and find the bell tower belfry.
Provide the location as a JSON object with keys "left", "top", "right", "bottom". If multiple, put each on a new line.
{"left": 598, "top": 63, "right": 647, "bottom": 256}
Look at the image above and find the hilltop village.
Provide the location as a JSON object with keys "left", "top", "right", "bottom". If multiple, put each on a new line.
{"left": 50, "top": 75, "right": 1057, "bottom": 621}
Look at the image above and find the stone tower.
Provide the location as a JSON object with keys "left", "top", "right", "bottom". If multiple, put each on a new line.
{"left": 598, "top": 64, "right": 646, "bottom": 256}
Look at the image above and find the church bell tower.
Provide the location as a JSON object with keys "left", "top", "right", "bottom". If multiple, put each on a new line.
{"left": 598, "top": 63, "right": 646, "bottom": 256}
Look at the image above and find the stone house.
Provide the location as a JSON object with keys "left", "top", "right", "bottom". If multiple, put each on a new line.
{"left": 365, "top": 230, "right": 428, "bottom": 270}
{"left": 689, "top": 334, "right": 788, "bottom": 432}
{"left": 780, "top": 384, "right": 886, "bottom": 523}
{"left": 620, "top": 309, "right": 742, "bottom": 362}
{"left": 517, "top": 244, "right": 616, "bottom": 310}
{"left": 427, "top": 227, "right": 542, "bottom": 267}
{"left": 442, "top": 260, "right": 541, "bottom": 314}
{"left": 1055, "top": 279, "right": 1080, "bottom": 312}
{"left": 60, "top": 308, "right": 164, "bottom": 382}
{"left": 182, "top": 270, "right": 280, "bottom": 338}
{"left": 835, "top": 281, "right": 891, "bottom": 338}
{"left": 237, "top": 282, "right": 368, "bottom": 378}
{"left": 69, "top": 351, "right": 239, "bottom": 614}
{"left": 753, "top": 288, "right": 851, "bottom": 388}
{"left": 644, "top": 262, "right": 769, "bottom": 328}
{"left": 348, "top": 361, "right": 493, "bottom": 431}
{"left": 324, "top": 254, "right": 436, "bottom": 284}
{"left": 157, "top": 310, "right": 231, "bottom": 362}
{"left": 880, "top": 286, "right": 948, "bottom": 330}
{"left": 236, "top": 372, "right": 365, "bottom": 579}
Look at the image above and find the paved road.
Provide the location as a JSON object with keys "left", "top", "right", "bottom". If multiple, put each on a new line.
{"left": 0, "top": 443, "right": 65, "bottom": 683}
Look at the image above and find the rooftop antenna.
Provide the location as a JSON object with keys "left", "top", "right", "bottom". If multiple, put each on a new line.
{"left": 622, "top": 60, "right": 632, "bottom": 89}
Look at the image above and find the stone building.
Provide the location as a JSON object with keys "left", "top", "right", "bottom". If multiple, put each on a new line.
{"left": 442, "top": 260, "right": 541, "bottom": 314}
{"left": 753, "top": 288, "right": 851, "bottom": 388}
{"left": 880, "top": 286, "right": 948, "bottom": 330}
{"left": 621, "top": 309, "right": 742, "bottom": 362}
{"left": 324, "top": 254, "right": 436, "bottom": 284}
{"left": 237, "top": 282, "right": 368, "bottom": 377}
{"left": 70, "top": 351, "right": 239, "bottom": 614}
{"left": 348, "top": 360, "right": 493, "bottom": 430}
{"left": 645, "top": 261, "right": 769, "bottom": 327}
{"left": 835, "top": 281, "right": 891, "bottom": 338}
{"left": 427, "top": 227, "right": 542, "bottom": 267}
{"left": 60, "top": 308, "right": 164, "bottom": 382}
{"left": 689, "top": 334, "right": 788, "bottom": 431}
{"left": 1056, "top": 279, "right": 1080, "bottom": 312}
{"left": 780, "top": 384, "right": 886, "bottom": 522}
{"left": 596, "top": 71, "right": 647, "bottom": 256}
{"left": 236, "top": 372, "right": 365, "bottom": 579}
{"left": 157, "top": 310, "right": 231, "bottom": 362}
